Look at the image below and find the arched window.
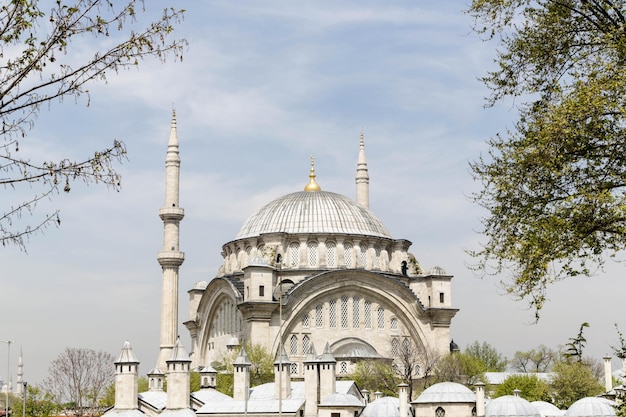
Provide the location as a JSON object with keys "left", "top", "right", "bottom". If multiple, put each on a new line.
{"left": 339, "top": 362, "right": 348, "bottom": 374}
{"left": 290, "top": 363, "right": 298, "bottom": 375}
{"left": 315, "top": 304, "right": 323, "bottom": 328}
{"left": 364, "top": 300, "right": 372, "bottom": 328}
{"left": 290, "top": 335, "right": 298, "bottom": 355}
{"left": 341, "top": 296, "right": 348, "bottom": 328}
{"left": 402, "top": 338, "right": 410, "bottom": 355}
{"left": 344, "top": 243, "right": 353, "bottom": 267}
{"left": 436, "top": 407, "right": 446, "bottom": 417}
{"left": 360, "top": 245, "right": 367, "bottom": 267}
{"left": 391, "top": 317, "right": 398, "bottom": 330}
{"left": 289, "top": 242, "right": 299, "bottom": 267}
{"left": 374, "top": 246, "right": 381, "bottom": 269}
{"left": 308, "top": 241, "right": 318, "bottom": 267}
{"left": 391, "top": 338, "right": 399, "bottom": 356}
{"left": 302, "top": 335, "right": 310, "bottom": 354}
{"left": 352, "top": 297, "right": 360, "bottom": 328}
{"left": 329, "top": 298, "right": 337, "bottom": 328}
{"left": 302, "top": 314, "right": 310, "bottom": 328}
{"left": 377, "top": 306, "right": 385, "bottom": 329}
{"left": 326, "top": 242, "right": 336, "bottom": 267}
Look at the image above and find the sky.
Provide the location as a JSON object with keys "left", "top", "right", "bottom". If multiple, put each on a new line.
{"left": 1, "top": 1, "right": 624, "bottom": 386}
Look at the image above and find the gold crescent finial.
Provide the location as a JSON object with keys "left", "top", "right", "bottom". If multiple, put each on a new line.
{"left": 304, "top": 155, "right": 321, "bottom": 192}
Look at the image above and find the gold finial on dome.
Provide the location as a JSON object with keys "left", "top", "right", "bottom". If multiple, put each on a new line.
{"left": 304, "top": 155, "right": 321, "bottom": 192}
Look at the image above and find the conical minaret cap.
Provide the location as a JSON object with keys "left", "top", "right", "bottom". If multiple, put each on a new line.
{"left": 115, "top": 340, "right": 139, "bottom": 364}
{"left": 303, "top": 343, "right": 318, "bottom": 363}
{"left": 167, "top": 337, "right": 191, "bottom": 362}
{"left": 234, "top": 346, "right": 252, "bottom": 367}
{"left": 274, "top": 344, "right": 292, "bottom": 366}
{"left": 318, "top": 342, "right": 336, "bottom": 363}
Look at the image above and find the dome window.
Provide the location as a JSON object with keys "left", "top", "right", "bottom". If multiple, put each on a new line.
{"left": 344, "top": 243, "right": 353, "bottom": 268}
{"left": 326, "top": 242, "right": 336, "bottom": 267}
{"left": 308, "top": 241, "right": 318, "bottom": 267}
{"left": 436, "top": 407, "right": 446, "bottom": 417}
{"left": 289, "top": 242, "right": 299, "bottom": 267}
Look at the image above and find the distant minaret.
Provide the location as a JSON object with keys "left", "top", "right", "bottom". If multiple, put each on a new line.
{"left": 356, "top": 131, "right": 369, "bottom": 208}
{"left": 156, "top": 110, "right": 185, "bottom": 371}
{"left": 15, "top": 348, "right": 23, "bottom": 395}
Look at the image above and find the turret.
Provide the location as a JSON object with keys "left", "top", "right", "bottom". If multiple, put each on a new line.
{"left": 199, "top": 364, "right": 218, "bottom": 390}
{"left": 274, "top": 344, "right": 292, "bottom": 400}
{"left": 233, "top": 347, "right": 251, "bottom": 401}
{"left": 156, "top": 110, "right": 185, "bottom": 370}
{"left": 113, "top": 341, "right": 139, "bottom": 410}
{"left": 165, "top": 337, "right": 191, "bottom": 410}
{"left": 318, "top": 343, "right": 336, "bottom": 401}
{"left": 304, "top": 344, "right": 319, "bottom": 417}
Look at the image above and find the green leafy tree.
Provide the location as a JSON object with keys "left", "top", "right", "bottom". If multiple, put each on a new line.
{"left": 0, "top": 0, "right": 185, "bottom": 249}
{"left": 465, "top": 341, "right": 508, "bottom": 372}
{"left": 11, "top": 385, "right": 60, "bottom": 417}
{"left": 352, "top": 361, "right": 399, "bottom": 398}
{"left": 468, "top": 0, "right": 626, "bottom": 318}
{"left": 494, "top": 374, "right": 551, "bottom": 402}
{"left": 510, "top": 345, "right": 557, "bottom": 373}
{"left": 216, "top": 373, "right": 234, "bottom": 397}
{"left": 550, "top": 361, "right": 604, "bottom": 409}
{"left": 435, "top": 353, "right": 486, "bottom": 385}
{"left": 215, "top": 342, "right": 274, "bottom": 388}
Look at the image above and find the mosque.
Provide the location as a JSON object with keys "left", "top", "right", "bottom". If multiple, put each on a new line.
{"left": 101, "top": 113, "right": 625, "bottom": 417}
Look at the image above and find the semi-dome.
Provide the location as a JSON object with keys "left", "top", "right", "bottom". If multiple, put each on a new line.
{"left": 235, "top": 191, "right": 392, "bottom": 240}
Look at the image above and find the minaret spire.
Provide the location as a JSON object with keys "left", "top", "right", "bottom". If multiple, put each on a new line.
{"left": 16, "top": 347, "right": 23, "bottom": 395}
{"left": 156, "top": 110, "right": 185, "bottom": 371}
{"left": 356, "top": 130, "right": 370, "bottom": 208}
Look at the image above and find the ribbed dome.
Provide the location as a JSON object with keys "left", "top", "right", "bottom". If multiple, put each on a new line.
{"left": 235, "top": 191, "right": 392, "bottom": 239}
{"left": 565, "top": 398, "right": 616, "bottom": 417}
{"left": 485, "top": 395, "right": 541, "bottom": 417}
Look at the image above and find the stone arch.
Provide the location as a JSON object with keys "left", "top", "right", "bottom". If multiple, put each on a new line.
{"left": 280, "top": 270, "right": 431, "bottom": 352}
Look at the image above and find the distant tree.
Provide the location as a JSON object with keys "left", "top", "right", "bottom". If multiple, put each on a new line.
{"left": 465, "top": 341, "right": 507, "bottom": 372}
{"left": 352, "top": 361, "right": 399, "bottom": 398}
{"left": 43, "top": 347, "right": 115, "bottom": 417}
{"left": 216, "top": 373, "right": 233, "bottom": 397}
{"left": 394, "top": 338, "right": 422, "bottom": 400}
{"left": 510, "top": 345, "right": 557, "bottom": 372}
{"left": 435, "top": 353, "right": 486, "bottom": 385}
{"left": 10, "top": 385, "right": 59, "bottom": 417}
{"left": 190, "top": 371, "right": 201, "bottom": 392}
{"left": 494, "top": 374, "right": 551, "bottom": 402}
{"left": 415, "top": 344, "right": 441, "bottom": 389}
{"left": 0, "top": 0, "right": 186, "bottom": 249}
{"left": 564, "top": 322, "right": 590, "bottom": 363}
{"left": 550, "top": 361, "right": 603, "bottom": 409}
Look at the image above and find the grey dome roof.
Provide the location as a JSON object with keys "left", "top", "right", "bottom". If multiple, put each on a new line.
{"left": 362, "top": 397, "right": 410, "bottom": 417}
{"left": 332, "top": 338, "right": 382, "bottom": 359}
{"left": 413, "top": 382, "right": 476, "bottom": 404}
{"left": 485, "top": 395, "right": 541, "bottom": 417}
{"left": 565, "top": 398, "right": 616, "bottom": 417}
{"left": 530, "top": 401, "right": 565, "bottom": 417}
{"left": 235, "top": 191, "right": 391, "bottom": 239}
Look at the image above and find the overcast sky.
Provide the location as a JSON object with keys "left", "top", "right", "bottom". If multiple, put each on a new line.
{"left": 1, "top": 1, "right": 624, "bottom": 386}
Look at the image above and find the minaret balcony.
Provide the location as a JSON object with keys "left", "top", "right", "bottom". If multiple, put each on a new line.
{"left": 157, "top": 251, "right": 185, "bottom": 267}
{"left": 159, "top": 207, "right": 185, "bottom": 221}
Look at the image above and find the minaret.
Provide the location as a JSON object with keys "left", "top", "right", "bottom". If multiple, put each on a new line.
{"left": 356, "top": 131, "right": 369, "bottom": 208}
{"left": 156, "top": 110, "right": 185, "bottom": 371}
{"left": 15, "top": 348, "right": 23, "bottom": 395}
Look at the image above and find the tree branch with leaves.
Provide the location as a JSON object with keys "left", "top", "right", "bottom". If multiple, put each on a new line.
{"left": 0, "top": 0, "right": 186, "bottom": 249}
{"left": 468, "top": 0, "right": 626, "bottom": 319}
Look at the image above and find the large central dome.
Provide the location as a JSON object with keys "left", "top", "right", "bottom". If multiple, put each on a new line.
{"left": 235, "top": 190, "right": 392, "bottom": 240}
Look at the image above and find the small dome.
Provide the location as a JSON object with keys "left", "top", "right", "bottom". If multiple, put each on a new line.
{"left": 485, "top": 395, "right": 540, "bottom": 417}
{"left": 565, "top": 397, "right": 616, "bottom": 417}
{"left": 428, "top": 266, "right": 447, "bottom": 275}
{"left": 332, "top": 338, "right": 382, "bottom": 359}
{"left": 193, "top": 280, "right": 208, "bottom": 290}
{"left": 413, "top": 382, "right": 476, "bottom": 403}
{"left": 531, "top": 401, "right": 565, "bottom": 417}
{"left": 362, "top": 397, "right": 410, "bottom": 417}
{"left": 235, "top": 191, "right": 391, "bottom": 239}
